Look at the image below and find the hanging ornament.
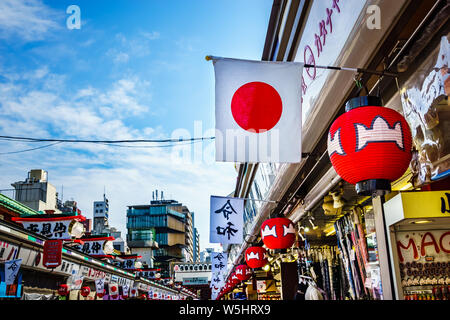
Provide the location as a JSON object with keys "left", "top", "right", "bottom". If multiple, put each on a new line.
{"left": 235, "top": 264, "right": 252, "bottom": 281}
{"left": 80, "top": 286, "right": 91, "bottom": 297}
{"left": 328, "top": 96, "right": 412, "bottom": 195}
{"left": 58, "top": 284, "right": 70, "bottom": 296}
{"left": 96, "top": 289, "right": 105, "bottom": 299}
{"left": 261, "top": 217, "right": 296, "bottom": 249}
{"left": 245, "top": 246, "right": 268, "bottom": 268}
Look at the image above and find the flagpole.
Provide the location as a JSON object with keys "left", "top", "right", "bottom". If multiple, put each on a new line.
{"left": 205, "top": 55, "right": 398, "bottom": 77}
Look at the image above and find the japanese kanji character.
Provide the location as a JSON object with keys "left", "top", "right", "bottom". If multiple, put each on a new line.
{"left": 215, "top": 200, "right": 237, "bottom": 220}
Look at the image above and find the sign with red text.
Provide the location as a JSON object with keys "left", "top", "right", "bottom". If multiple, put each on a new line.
{"left": 43, "top": 239, "right": 63, "bottom": 268}
{"left": 396, "top": 230, "right": 450, "bottom": 263}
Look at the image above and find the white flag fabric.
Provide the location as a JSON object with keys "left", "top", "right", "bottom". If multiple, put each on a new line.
{"left": 211, "top": 252, "right": 228, "bottom": 274}
{"left": 95, "top": 278, "right": 105, "bottom": 294}
{"left": 210, "top": 196, "right": 243, "bottom": 244}
{"left": 5, "top": 259, "right": 21, "bottom": 285}
{"left": 213, "top": 57, "right": 303, "bottom": 163}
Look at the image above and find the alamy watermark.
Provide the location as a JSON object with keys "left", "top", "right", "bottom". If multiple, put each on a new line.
{"left": 66, "top": 5, "right": 81, "bottom": 30}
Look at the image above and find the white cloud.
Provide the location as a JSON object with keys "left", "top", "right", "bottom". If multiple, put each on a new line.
{"left": 0, "top": 0, "right": 61, "bottom": 42}
{"left": 0, "top": 66, "right": 237, "bottom": 250}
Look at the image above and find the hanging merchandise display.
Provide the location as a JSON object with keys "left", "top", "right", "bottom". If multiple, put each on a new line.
{"left": 328, "top": 96, "right": 412, "bottom": 196}
{"left": 334, "top": 209, "right": 374, "bottom": 300}
{"left": 261, "top": 217, "right": 296, "bottom": 249}
{"left": 296, "top": 246, "right": 345, "bottom": 301}
{"left": 245, "top": 246, "right": 268, "bottom": 269}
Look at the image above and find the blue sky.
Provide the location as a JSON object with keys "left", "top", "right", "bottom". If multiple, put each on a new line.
{"left": 0, "top": 0, "right": 273, "bottom": 251}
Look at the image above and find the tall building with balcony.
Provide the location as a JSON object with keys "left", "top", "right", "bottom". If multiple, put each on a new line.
{"left": 126, "top": 193, "right": 194, "bottom": 277}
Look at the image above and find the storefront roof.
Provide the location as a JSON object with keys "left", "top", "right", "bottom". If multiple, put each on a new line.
{"left": 0, "top": 193, "right": 42, "bottom": 217}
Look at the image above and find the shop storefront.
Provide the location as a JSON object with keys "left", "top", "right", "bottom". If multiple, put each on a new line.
{"left": 0, "top": 194, "right": 197, "bottom": 301}
{"left": 384, "top": 191, "right": 450, "bottom": 300}
{"left": 221, "top": 0, "right": 449, "bottom": 301}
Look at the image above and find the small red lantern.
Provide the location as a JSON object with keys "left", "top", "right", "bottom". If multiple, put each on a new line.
{"left": 328, "top": 96, "right": 412, "bottom": 195}
{"left": 235, "top": 264, "right": 252, "bottom": 281}
{"left": 58, "top": 284, "right": 70, "bottom": 296}
{"left": 245, "top": 246, "right": 268, "bottom": 268}
{"left": 261, "top": 217, "right": 296, "bottom": 249}
{"left": 141, "top": 293, "right": 147, "bottom": 300}
{"left": 80, "top": 286, "right": 91, "bottom": 297}
{"left": 229, "top": 272, "right": 240, "bottom": 285}
{"left": 96, "top": 289, "right": 105, "bottom": 299}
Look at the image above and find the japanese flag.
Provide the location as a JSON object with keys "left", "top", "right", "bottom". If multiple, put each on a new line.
{"left": 109, "top": 283, "right": 119, "bottom": 297}
{"left": 212, "top": 57, "right": 303, "bottom": 163}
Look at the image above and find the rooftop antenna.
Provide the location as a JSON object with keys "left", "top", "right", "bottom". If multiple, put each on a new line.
{"left": 152, "top": 191, "right": 155, "bottom": 201}
{"left": 161, "top": 191, "right": 164, "bottom": 200}
{"left": 156, "top": 189, "right": 158, "bottom": 201}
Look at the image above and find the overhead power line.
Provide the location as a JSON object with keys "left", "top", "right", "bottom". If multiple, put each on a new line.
{"left": 0, "top": 135, "right": 215, "bottom": 144}
{"left": 0, "top": 142, "right": 63, "bottom": 155}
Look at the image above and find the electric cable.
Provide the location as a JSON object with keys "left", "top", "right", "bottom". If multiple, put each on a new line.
{"left": 0, "top": 135, "right": 215, "bottom": 144}
{"left": 0, "top": 141, "right": 63, "bottom": 155}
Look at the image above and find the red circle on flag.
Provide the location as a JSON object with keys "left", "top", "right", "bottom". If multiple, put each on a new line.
{"left": 231, "top": 81, "right": 282, "bottom": 133}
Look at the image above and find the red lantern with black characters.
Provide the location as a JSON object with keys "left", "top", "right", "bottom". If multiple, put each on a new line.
{"left": 58, "top": 284, "right": 70, "bottom": 296}
{"left": 328, "top": 96, "right": 412, "bottom": 195}
{"left": 235, "top": 264, "right": 252, "bottom": 281}
{"left": 245, "top": 246, "right": 268, "bottom": 268}
{"left": 261, "top": 217, "right": 296, "bottom": 249}
{"left": 80, "top": 286, "right": 91, "bottom": 297}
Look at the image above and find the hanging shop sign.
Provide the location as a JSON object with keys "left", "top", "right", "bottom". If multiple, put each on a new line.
{"left": 12, "top": 214, "right": 86, "bottom": 240}
{"left": 182, "top": 277, "right": 209, "bottom": 285}
{"left": 43, "top": 239, "right": 63, "bottom": 268}
{"left": 211, "top": 251, "right": 228, "bottom": 274}
{"left": 210, "top": 272, "right": 225, "bottom": 288}
{"left": 210, "top": 196, "right": 244, "bottom": 244}
{"left": 122, "top": 283, "right": 130, "bottom": 299}
{"left": 400, "top": 35, "right": 449, "bottom": 186}
{"left": 245, "top": 246, "right": 268, "bottom": 269}
{"left": 95, "top": 278, "right": 105, "bottom": 296}
{"left": 261, "top": 217, "right": 296, "bottom": 249}
{"left": 4, "top": 259, "right": 22, "bottom": 285}
{"left": 67, "top": 274, "right": 84, "bottom": 290}
{"left": 75, "top": 236, "right": 115, "bottom": 257}
{"left": 328, "top": 96, "right": 412, "bottom": 195}
{"left": 115, "top": 254, "right": 142, "bottom": 269}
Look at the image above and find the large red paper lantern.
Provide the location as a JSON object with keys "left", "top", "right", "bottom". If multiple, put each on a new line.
{"left": 245, "top": 246, "right": 268, "bottom": 268}
{"left": 235, "top": 264, "right": 252, "bottom": 281}
{"left": 261, "top": 217, "right": 296, "bottom": 249}
{"left": 328, "top": 96, "right": 412, "bottom": 195}
{"left": 58, "top": 284, "right": 70, "bottom": 296}
{"left": 80, "top": 286, "right": 91, "bottom": 297}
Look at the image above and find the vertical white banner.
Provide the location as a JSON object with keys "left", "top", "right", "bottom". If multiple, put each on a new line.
{"left": 210, "top": 196, "right": 243, "bottom": 244}
{"left": 95, "top": 278, "right": 105, "bottom": 294}
{"left": 211, "top": 252, "right": 228, "bottom": 274}
{"left": 4, "top": 259, "right": 21, "bottom": 285}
